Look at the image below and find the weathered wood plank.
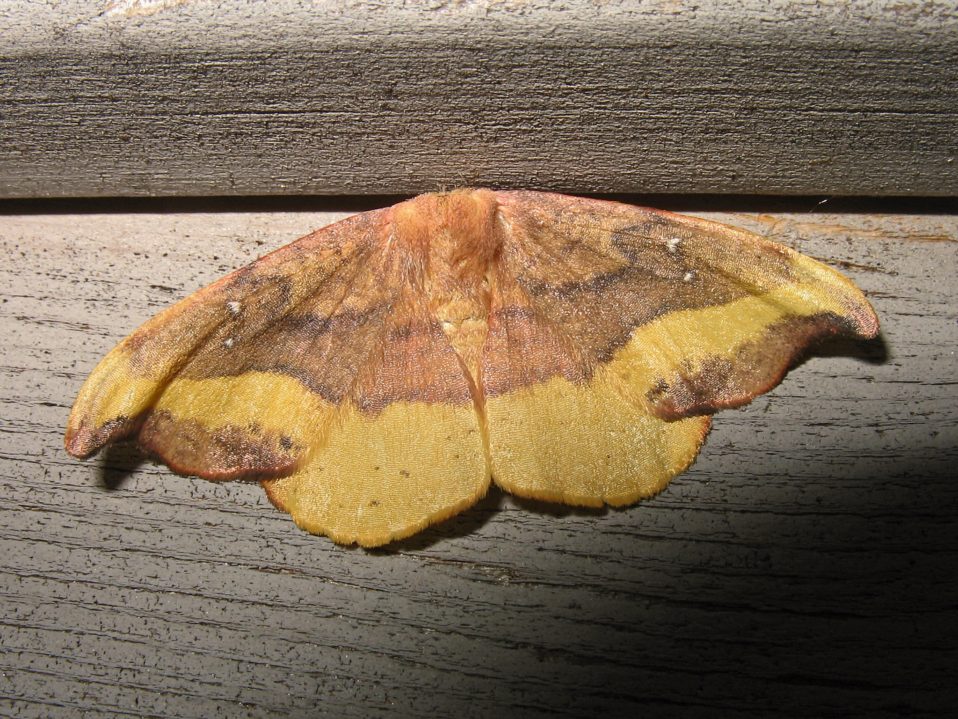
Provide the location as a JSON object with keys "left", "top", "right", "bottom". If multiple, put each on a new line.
{"left": 1, "top": 200, "right": 956, "bottom": 717}
{"left": 2, "top": 0, "right": 957, "bottom": 198}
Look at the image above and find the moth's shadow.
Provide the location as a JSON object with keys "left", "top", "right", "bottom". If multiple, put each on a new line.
{"left": 509, "top": 495, "right": 608, "bottom": 518}
{"left": 368, "top": 489, "right": 508, "bottom": 553}
{"left": 811, "top": 331, "right": 888, "bottom": 365}
{"left": 369, "top": 487, "right": 608, "bottom": 554}
{"left": 96, "top": 442, "right": 149, "bottom": 490}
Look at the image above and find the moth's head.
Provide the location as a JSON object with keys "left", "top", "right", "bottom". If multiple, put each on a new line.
{"left": 391, "top": 188, "right": 503, "bottom": 284}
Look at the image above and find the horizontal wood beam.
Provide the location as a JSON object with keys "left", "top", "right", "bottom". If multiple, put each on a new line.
{"left": 2, "top": 0, "right": 957, "bottom": 198}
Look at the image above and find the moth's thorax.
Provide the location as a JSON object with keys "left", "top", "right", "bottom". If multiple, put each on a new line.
{"left": 391, "top": 188, "right": 501, "bottom": 275}
{"left": 390, "top": 188, "right": 502, "bottom": 386}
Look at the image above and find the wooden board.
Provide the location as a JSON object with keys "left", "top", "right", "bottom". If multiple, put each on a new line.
{"left": 1, "top": 198, "right": 956, "bottom": 717}
{"left": 2, "top": 0, "right": 957, "bottom": 198}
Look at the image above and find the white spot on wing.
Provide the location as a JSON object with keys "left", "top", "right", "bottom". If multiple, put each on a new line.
{"left": 226, "top": 301, "right": 242, "bottom": 316}
{"left": 223, "top": 337, "right": 235, "bottom": 348}
{"left": 683, "top": 271, "right": 695, "bottom": 282}
{"left": 667, "top": 237, "right": 682, "bottom": 253}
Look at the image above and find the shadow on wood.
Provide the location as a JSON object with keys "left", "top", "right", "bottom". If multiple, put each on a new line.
{"left": 812, "top": 332, "right": 889, "bottom": 364}
{"left": 97, "top": 441, "right": 150, "bottom": 491}
{"left": 370, "top": 490, "right": 507, "bottom": 554}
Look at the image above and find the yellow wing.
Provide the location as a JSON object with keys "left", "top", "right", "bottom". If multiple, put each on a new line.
{"left": 66, "top": 209, "right": 394, "bottom": 479}
{"left": 482, "top": 190, "right": 878, "bottom": 505}
{"left": 66, "top": 201, "right": 491, "bottom": 546}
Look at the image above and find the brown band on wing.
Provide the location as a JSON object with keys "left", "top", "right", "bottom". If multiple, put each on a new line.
{"left": 173, "top": 305, "right": 392, "bottom": 403}
{"left": 497, "top": 192, "right": 798, "bottom": 366}
{"left": 350, "top": 311, "right": 477, "bottom": 412}
{"left": 152, "top": 307, "right": 475, "bottom": 412}
{"left": 647, "top": 312, "right": 857, "bottom": 420}
{"left": 138, "top": 410, "right": 302, "bottom": 481}
{"left": 512, "top": 263, "right": 749, "bottom": 364}
{"left": 118, "top": 271, "right": 285, "bottom": 359}
{"left": 118, "top": 209, "right": 390, "bottom": 382}
{"left": 124, "top": 231, "right": 403, "bottom": 406}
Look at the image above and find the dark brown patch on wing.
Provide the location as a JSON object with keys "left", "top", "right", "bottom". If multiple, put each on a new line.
{"left": 648, "top": 312, "right": 855, "bottom": 420}
{"left": 176, "top": 305, "right": 393, "bottom": 404}
{"left": 138, "top": 410, "right": 302, "bottom": 481}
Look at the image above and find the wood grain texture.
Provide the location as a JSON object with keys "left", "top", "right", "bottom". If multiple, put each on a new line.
{"left": 1, "top": 199, "right": 956, "bottom": 717}
{"left": 2, "top": 0, "right": 957, "bottom": 198}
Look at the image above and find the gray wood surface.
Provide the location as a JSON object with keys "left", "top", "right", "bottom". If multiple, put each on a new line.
{"left": 1, "top": 198, "right": 956, "bottom": 717}
{"left": 2, "top": 0, "right": 957, "bottom": 198}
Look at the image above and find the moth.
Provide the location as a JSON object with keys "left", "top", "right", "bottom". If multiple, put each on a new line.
{"left": 65, "top": 190, "right": 879, "bottom": 546}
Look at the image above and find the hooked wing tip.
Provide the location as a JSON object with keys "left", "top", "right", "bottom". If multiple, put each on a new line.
{"left": 64, "top": 415, "right": 139, "bottom": 459}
